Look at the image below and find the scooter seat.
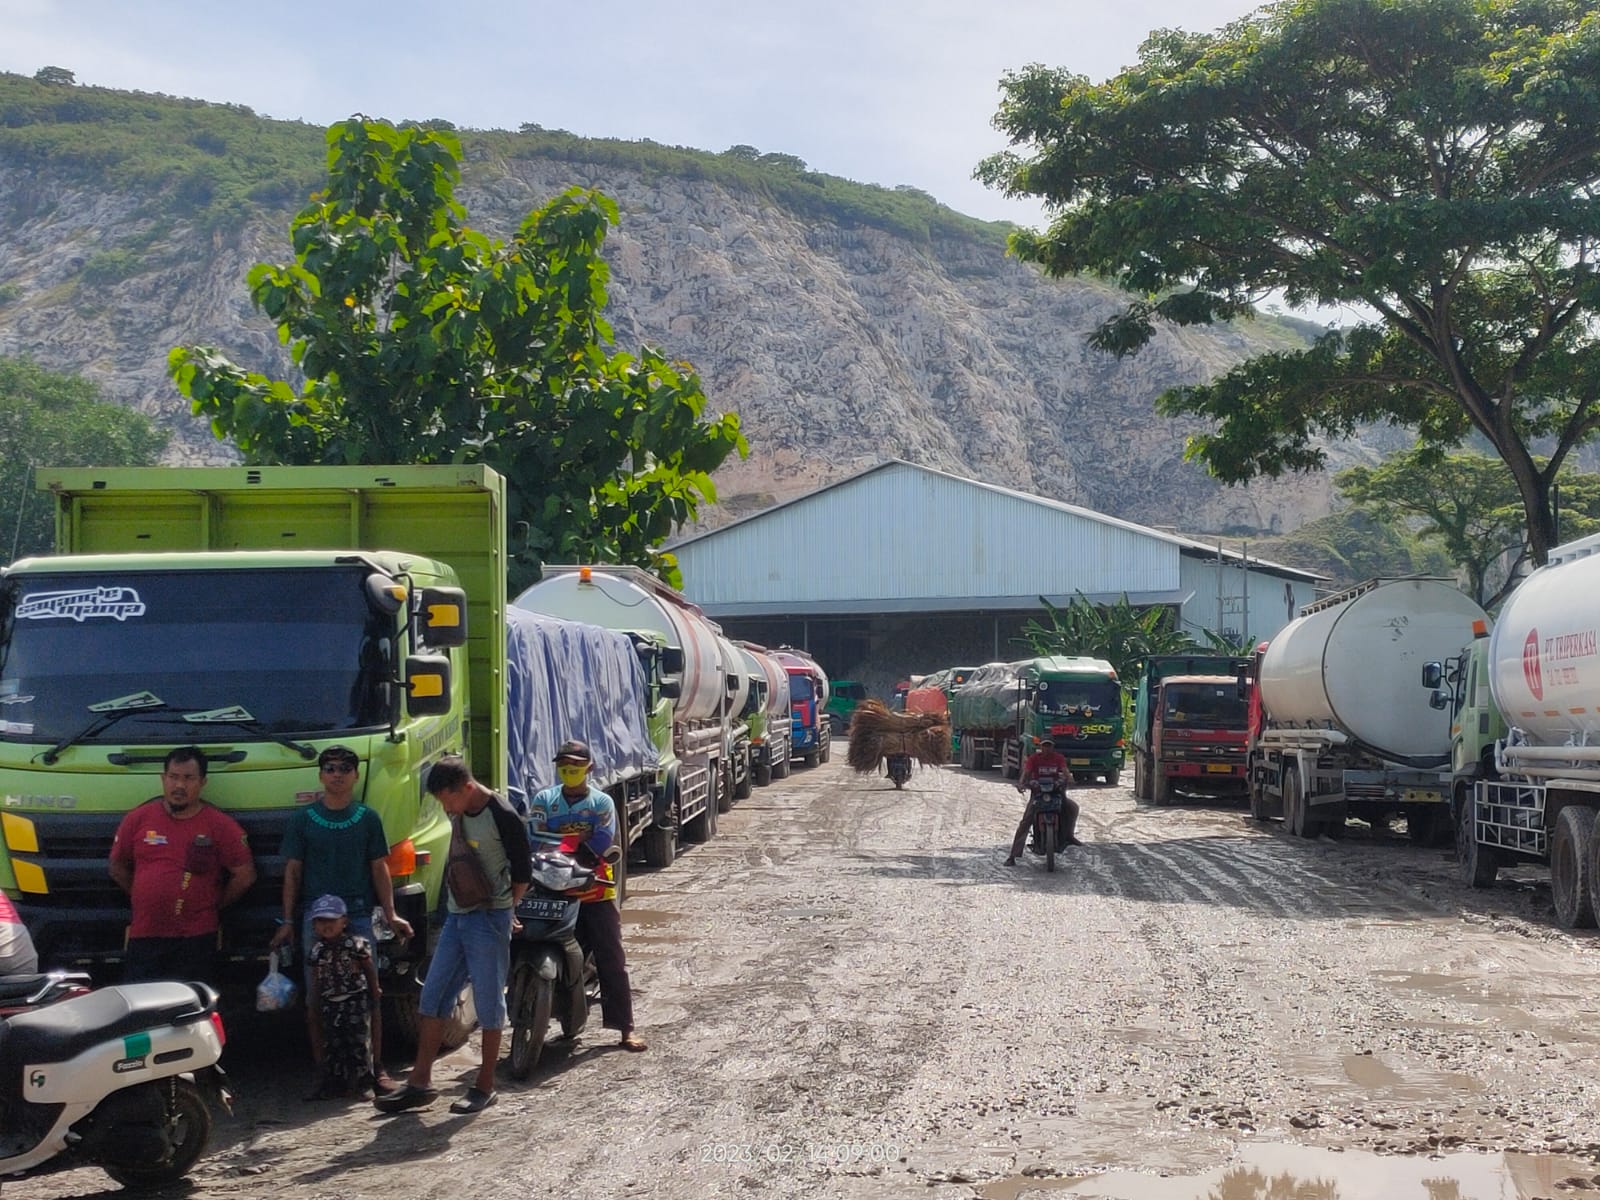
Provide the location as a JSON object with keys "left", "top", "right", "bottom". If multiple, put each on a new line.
{"left": 1, "top": 982, "right": 211, "bottom": 1068}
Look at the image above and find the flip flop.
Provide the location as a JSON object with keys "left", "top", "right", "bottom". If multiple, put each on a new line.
{"left": 450, "top": 1087, "right": 497, "bottom": 1114}
{"left": 373, "top": 1083, "right": 438, "bottom": 1113}
{"left": 621, "top": 1034, "right": 648, "bottom": 1052}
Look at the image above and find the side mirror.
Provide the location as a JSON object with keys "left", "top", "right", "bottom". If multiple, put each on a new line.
{"left": 404, "top": 654, "right": 453, "bottom": 717}
{"left": 1429, "top": 688, "right": 1449, "bottom": 711}
{"left": 418, "top": 587, "right": 468, "bottom": 649}
{"left": 661, "top": 646, "right": 686, "bottom": 676}
{"left": 659, "top": 678, "right": 682, "bottom": 700}
{"left": 1421, "top": 661, "right": 1443, "bottom": 689}
{"left": 365, "top": 573, "right": 407, "bottom": 616}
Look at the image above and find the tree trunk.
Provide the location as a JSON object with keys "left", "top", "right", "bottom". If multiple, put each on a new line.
{"left": 1503, "top": 441, "right": 1558, "bottom": 567}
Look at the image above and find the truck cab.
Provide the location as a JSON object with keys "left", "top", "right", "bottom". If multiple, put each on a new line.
{"left": 1132, "top": 655, "right": 1251, "bottom": 806}
{"left": 826, "top": 681, "right": 868, "bottom": 736}
{"left": 1017, "top": 658, "right": 1124, "bottom": 786}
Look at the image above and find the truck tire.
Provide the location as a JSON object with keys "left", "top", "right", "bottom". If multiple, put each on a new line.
{"left": 959, "top": 737, "right": 974, "bottom": 770}
{"left": 1455, "top": 788, "right": 1498, "bottom": 887}
{"left": 774, "top": 749, "right": 792, "bottom": 779}
{"left": 1406, "top": 805, "right": 1448, "bottom": 847}
{"left": 717, "top": 761, "right": 734, "bottom": 813}
{"left": 1104, "top": 768, "right": 1120, "bottom": 788}
{"left": 754, "top": 755, "right": 773, "bottom": 787}
{"left": 1133, "top": 753, "right": 1148, "bottom": 801}
{"left": 820, "top": 735, "right": 831, "bottom": 764}
{"left": 1248, "top": 774, "right": 1269, "bottom": 823}
{"left": 804, "top": 749, "right": 820, "bottom": 768}
{"left": 1551, "top": 805, "right": 1597, "bottom": 929}
{"left": 734, "top": 748, "right": 754, "bottom": 800}
{"left": 1284, "top": 770, "right": 1315, "bottom": 839}
{"left": 1001, "top": 747, "right": 1020, "bottom": 780}
{"left": 1585, "top": 823, "right": 1600, "bottom": 926}
{"left": 683, "top": 790, "right": 717, "bottom": 843}
{"left": 642, "top": 823, "right": 676, "bottom": 869}
{"left": 1151, "top": 767, "right": 1170, "bottom": 807}
{"left": 389, "top": 968, "right": 475, "bottom": 1052}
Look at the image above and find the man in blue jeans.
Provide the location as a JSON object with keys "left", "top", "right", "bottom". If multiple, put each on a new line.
{"left": 376, "top": 755, "right": 531, "bottom": 1116}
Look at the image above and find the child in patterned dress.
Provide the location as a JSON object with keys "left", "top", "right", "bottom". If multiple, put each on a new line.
{"left": 305, "top": 894, "right": 381, "bottom": 1099}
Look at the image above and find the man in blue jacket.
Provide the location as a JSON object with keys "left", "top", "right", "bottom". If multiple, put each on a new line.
{"left": 528, "top": 740, "right": 647, "bottom": 1052}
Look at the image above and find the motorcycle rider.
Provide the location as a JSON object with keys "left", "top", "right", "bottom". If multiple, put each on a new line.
{"left": 526, "top": 740, "right": 647, "bottom": 1052}
{"left": 1003, "top": 737, "right": 1082, "bottom": 866}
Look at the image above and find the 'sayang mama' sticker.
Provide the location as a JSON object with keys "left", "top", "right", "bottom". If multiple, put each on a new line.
{"left": 16, "top": 587, "right": 147, "bottom": 622}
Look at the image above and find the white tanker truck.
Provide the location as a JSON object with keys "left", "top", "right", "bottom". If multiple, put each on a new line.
{"left": 1246, "top": 578, "right": 1488, "bottom": 840}
{"left": 515, "top": 565, "right": 745, "bottom": 869}
{"left": 1431, "top": 532, "right": 1600, "bottom": 928}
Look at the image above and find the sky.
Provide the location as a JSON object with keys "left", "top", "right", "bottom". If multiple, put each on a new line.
{"left": 1, "top": 0, "right": 1270, "bottom": 227}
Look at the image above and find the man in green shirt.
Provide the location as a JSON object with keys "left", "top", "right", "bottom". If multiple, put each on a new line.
{"left": 271, "top": 745, "right": 413, "bottom": 1092}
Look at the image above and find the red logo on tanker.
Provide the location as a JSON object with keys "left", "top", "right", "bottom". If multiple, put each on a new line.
{"left": 1523, "top": 629, "right": 1542, "bottom": 699}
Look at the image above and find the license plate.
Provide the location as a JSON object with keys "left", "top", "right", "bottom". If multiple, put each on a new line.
{"left": 1205, "top": 763, "right": 1234, "bottom": 773}
{"left": 518, "top": 898, "right": 567, "bottom": 920}
{"left": 1069, "top": 758, "right": 1090, "bottom": 766}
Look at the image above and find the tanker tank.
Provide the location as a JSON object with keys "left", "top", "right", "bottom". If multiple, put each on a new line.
{"left": 715, "top": 634, "right": 751, "bottom": 721}
{"left": 513, "top": 567, "right": 726, "bottom": 722}
{"left": 1486, "top": 541, "right": 1600, "bottom": 746}
{"left": 1258, "top": 578, "right": 1487, "bottom": 765}
{"left": 738, "top": 642, "right": 791, "bottom": 721}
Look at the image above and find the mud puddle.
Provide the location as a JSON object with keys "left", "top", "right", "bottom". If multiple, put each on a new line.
{"left": 981, "top": 1145, "right": 1600, "bottom": 1199}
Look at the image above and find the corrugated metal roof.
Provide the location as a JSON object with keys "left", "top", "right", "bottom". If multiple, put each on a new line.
{"left": 674, "top": 459, "right": 1324, "bottom": 584}
{"left": 672, "top": 460, "right": 1307, "bottom": 616}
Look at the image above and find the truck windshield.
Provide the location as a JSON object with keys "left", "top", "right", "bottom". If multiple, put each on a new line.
{"left": 1163, "top": 682, "right": 1247, "bottom": 727}
{"left": 0, "top": 567, "right": 389, "bottom": 743}
{"left": 789, "top": 676, "right": 816, "bottom": 705}
{"left": 1034, "top": 680, "right": 1120, "bottom": 716}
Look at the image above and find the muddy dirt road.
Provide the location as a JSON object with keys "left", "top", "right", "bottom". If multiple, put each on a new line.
{"left": 31, "top": 755, "right": 1600, "bottom": 1198}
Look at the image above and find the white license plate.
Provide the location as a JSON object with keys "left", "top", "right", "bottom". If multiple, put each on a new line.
{"left": 518, "top": 898, "right": 567, "bottom": 919}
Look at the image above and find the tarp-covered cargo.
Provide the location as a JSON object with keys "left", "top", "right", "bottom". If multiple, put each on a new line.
{"left": 949, "top": 660, "right": 1028, "bottom": 733}
{"left": 505, "top": 606, "right": 659, "bottom": 805}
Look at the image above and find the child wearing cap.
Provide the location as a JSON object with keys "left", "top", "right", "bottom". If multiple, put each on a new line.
{"left": 305, "top": 893, "right": 382, "bottom": 1099}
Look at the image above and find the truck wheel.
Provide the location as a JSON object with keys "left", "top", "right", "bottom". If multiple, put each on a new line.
{"left": 820, "top": 735, "right": 831, "bottom": 764}
{"left": 959, "top": 737, "right": 974, "bottom": 769}
{"left": 1248, "top": 775, "right": 1269, "bottom": 822}
{"left": 1133, "top": 753, "right": 1148, "bottom": 801}
{"left": 1406, "top": 805, "right": 1448, "bottom": 847}
{"left": 804, "top": 749, "right": 820, "bottom": 768}
{"left": 774, "top": 750, "right": 792, "bottom": 779}
{"left": 754, "top": 753, "right": 772, "bottom": 788}
{"left": 1151, "top": 768, "right": 1170, "bottom": 807}
{"left": 642, "top": 823, "right": 676, "bottom": 869}
{"left": 1104, "top": 769, "right": 1120, "bottom": 788}
{"left": 1585, "top": 823, "right": 1600, "bottom": 925}
{"left": 684, "top": 792, "right": 717, "bottom": 843}
{"left": 1284, "top": 771, "right": 1314, "bottom": 838}
{"left": 717, "top": 762, "right": 735, "bottom": 814}
{"left": 1455, "top": 789, "right": 1498, "bottom": 887}
{"left": 1552, "top": 805, "right": 1597, "bottom": 929}
{"left": 1001, "top": 750, "right": 1020, "bottom": 781}
{"left": 734, "top": 749, "right": 754, "bottom": 800}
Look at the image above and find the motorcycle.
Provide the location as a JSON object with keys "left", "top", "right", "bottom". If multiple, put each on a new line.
{"left": 1029, "top": 774, "right": 1069, "bottom": 873}
{"left": 0, "top": 980, "right": 230, "bottom": 1189}
{"left": 505, "top": 835, "right": 601, "bottom": 1080}
{"left": 0, "top": 971, "right": 93, "bottom": 1020}
{"left": 886, "top": 753, "right": 912, "bottom": 790}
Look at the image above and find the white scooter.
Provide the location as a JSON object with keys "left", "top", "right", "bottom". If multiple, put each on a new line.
{"left": 0, "top": 980, "right": 230, "bottom": 1189}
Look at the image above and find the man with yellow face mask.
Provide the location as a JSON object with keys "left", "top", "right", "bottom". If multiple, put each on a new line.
{"left": 527, "top": 740, "right": 646, "bottom": 1052}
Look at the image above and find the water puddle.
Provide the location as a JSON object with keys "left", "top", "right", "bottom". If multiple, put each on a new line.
{"left": 980, "top": 1145, "right": 1599, "bottom": 1199}
{"left": 619, "top": 908, "right": 680, "bottom": 928}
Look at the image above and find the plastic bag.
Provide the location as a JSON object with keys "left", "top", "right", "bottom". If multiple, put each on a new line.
{"left": 255, "top": 948, "right": 298, "bottom": 1012}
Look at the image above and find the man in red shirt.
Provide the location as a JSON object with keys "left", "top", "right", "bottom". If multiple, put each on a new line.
{"left": 1003, "top": 737, "right": 1082, "bottom": 866}
{"left": 109, "top": 746, "right": 256, "bottom": 984}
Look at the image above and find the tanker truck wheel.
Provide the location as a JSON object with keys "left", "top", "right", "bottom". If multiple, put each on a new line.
{"left": 754, "top": 753, "right": 773, "bottom": 788}
{"left": 1454, "top": 788, "right": 1498, "bottom": 887}
{"left": 1551, "top": 805, "right": 1597, "bottom": 929}
{"left": 1104, "top": 768, "right": 1120, "bottom": 788}
{"left": 734, "top": 748, "right": 754, "bottom": 801}
{"left": 1283, "top": 770, "right": 1315, "bottom": 838}
{"left": 1248, "top": 774, "right": 1269, "bottom": 822}
{"left": 642, "top": 823, "right": 676, "bottom": 870}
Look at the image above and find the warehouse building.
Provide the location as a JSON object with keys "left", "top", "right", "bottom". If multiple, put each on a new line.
{"left": 670, "top": 460, "right": 1325, "bottom": 696}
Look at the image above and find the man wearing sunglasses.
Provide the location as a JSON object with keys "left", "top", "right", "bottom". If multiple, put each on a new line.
{"left": 272, "top": 745, "right": 413, "bottom": 1093}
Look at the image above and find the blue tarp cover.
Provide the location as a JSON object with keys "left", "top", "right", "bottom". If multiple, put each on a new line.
{"left": 505, "top": 607, "right": 660, "bottom": 807}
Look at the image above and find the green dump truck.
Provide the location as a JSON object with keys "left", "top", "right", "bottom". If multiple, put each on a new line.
{"left": 950, "top": 657, "right": 1125, "bottom": 784}
{"left": 0, "top": 465, "right": 530, "bottom": 1035}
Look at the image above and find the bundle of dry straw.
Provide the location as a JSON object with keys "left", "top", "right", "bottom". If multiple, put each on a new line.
{"left": 846, "top": 699, "right": 951, "bottom": 772}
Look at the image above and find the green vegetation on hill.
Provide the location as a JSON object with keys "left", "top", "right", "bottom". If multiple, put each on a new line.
{"left": 0, "top": 72, "right": 1010, "bottom": 247}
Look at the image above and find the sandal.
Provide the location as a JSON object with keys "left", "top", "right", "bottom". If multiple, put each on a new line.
{"left": 373, "top": 1082, "right": 438, "bottom": 1113}
{"left": 621, "top": 1033, "right": 648, "bottom": 1052}
{"left": 450, "top": 1087, "right": 497, "bottom": 1114}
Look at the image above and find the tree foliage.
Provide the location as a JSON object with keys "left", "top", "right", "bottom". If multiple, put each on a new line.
{"left": 1338, "top": 448, "right": 1600, "bottom": 607}
{"left": 169, "top": 119, "right": 746, "bottom": 591}
{"left": 980, "top": 0, "right": 1600, "bottom": 566}
{"left": 1018, "top": 593, "right": 1198, "bottom": 689}
{"left": 0, "top": 357, "right": 168, "bottom": 565}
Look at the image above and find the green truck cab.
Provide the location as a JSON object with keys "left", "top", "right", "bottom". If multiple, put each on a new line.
{"left": 950, "top": 657, "right": 1125, "bottom": 784}
{"left": 826, "top": 681, "right": 868, "bottom": 736}
{"left": 0, "top": 465, "right": 504, "bottom": 1018}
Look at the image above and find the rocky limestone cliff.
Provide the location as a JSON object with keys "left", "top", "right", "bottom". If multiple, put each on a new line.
{"left": 0, "top": 145, "right": 1368, "bottom": 538}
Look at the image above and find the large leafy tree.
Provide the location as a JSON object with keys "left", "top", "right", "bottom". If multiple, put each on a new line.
{"left": 169, "top": 119, "right": 745, "bottom": 591}
{"left": 979, "top": 0, "right": 1600, "bottom": 567}
{"left": 1019, "top": 593, "right": 1198, "bottom": 688}
{"left": 0, "top": 358, "right": 169, "bottom": 566}
{"left": 1338, "top": 448, "right": 1600, "bottom": 606}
